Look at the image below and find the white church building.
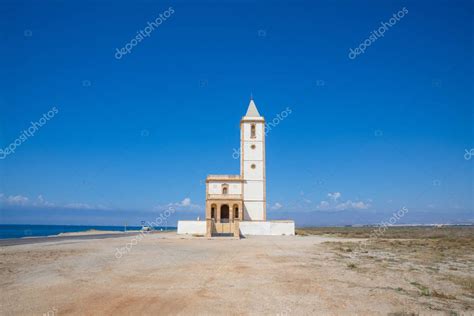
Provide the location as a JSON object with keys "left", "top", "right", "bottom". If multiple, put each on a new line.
{"left": 177, "top": 99, "right": 295, "bottom": 237}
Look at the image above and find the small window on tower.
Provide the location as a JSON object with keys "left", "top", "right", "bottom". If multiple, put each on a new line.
{"left": 250, "top": 124, "right": 256, "bottom": 139}
{"left": 251, "top": 144, "right": 256, "bottom": 149}
{"left": 251, "top": 164, "right": 256, "bottom": 169}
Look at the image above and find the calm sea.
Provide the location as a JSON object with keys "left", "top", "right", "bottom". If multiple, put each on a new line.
{"left": 0, "top": 225, "right": 176, "bottom": 239}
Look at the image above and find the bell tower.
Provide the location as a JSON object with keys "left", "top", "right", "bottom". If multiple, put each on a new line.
{"left": 240, "top": 97, "right": 266, "bottom": 220}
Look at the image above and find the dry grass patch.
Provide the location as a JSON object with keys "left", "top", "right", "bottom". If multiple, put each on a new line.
{"left": 297, "top": 226, "right": 474, "bottom": 239}
{"left": 317, "top": 226, "right": 474, "bottom": 313}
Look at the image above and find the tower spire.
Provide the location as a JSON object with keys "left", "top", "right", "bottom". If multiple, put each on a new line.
{"left": 245, "top": 97, "right": 261, "bottom": 117}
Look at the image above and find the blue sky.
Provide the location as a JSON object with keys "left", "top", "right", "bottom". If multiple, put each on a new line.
{"left": 0, "top": 0, "right": 472, "bottom": 226}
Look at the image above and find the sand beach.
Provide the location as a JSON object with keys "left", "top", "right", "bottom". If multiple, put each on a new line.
{"left": 1, "top": 227, "right": 473, "bottom": 315}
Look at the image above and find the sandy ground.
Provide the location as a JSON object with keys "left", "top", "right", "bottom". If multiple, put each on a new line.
{"left": 1, "top": 232, "right": 473, "bottom": 315}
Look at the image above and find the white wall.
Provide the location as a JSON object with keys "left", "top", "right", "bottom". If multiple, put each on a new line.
{"left": 243, "top": 201, "right": 265, "bottom": 220}
{"left": 208, "top": 181, "right": 242, "bottom": 195}
{"left": 269, "top": 221, "right": 295, "bottom": 235}
{"left": 243, "top": 161, "right": 263, "bottom": 180}
{"left": 243, "top": 181, "right": 264, "bottom": 201}
{"left": 239, "top": 221, "right": 295, "bottom": 236}
{"left": 242, "top": 141, "right": 263, "bottom": 161}
{"left": 177, "top": 221, "right": 206, "bottom": 235}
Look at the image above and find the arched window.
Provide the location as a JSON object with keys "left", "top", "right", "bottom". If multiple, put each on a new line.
{"left": 251, "top": 124, "right": 256, "bottom": 138}
{"left": 233, "top": 205, "right": 239, "bottom": 219}
{"left": 211, "top": 205, "right": 216, "bottom": 219}
{"left": 222, "top": 184, "right": 228, "bottom": 195}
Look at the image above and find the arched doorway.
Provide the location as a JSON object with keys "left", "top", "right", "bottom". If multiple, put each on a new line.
{"left": 220, "top": 204, "right": 229, "bottom": 222}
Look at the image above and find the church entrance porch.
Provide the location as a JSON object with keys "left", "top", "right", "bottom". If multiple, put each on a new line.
{"left": 206, "top": 200, "right": 242, "bottom": 237}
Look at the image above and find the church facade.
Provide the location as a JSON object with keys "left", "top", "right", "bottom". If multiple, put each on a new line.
{"left": 177, "top": 98, "right": 294, "bottom": 237}
{"left": 205, "top": 99, "right": 266, "bottom": 236}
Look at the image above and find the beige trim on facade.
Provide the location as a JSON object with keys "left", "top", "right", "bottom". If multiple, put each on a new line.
{"left": 206, "top": 175, "right": 241, "bottom": 182}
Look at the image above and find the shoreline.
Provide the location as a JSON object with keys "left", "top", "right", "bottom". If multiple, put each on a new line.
{"left": 0, "top": 231, "right": 173, "bottom": 247}
{"left": 0, "top": 225, "right": 177, "bottom": 242}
